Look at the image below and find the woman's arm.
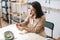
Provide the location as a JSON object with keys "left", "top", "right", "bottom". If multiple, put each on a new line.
{"left": 19, "top": 16, "right": 30, "bottom": 27}
{"left": 24, "top": 16, "right": 45, "bottom": 33}
{"left": 16, "top": 16, "right": 30, "bottom": 31}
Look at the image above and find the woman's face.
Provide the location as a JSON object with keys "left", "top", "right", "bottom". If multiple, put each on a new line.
{"left": 30, "top": 6, "right": 36, "bottom": 15}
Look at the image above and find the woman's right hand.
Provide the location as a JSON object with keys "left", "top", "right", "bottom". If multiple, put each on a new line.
{"left": 16, "top": 23, "right": 23, "bottom": 31}
{"left": 16, "top": 23, "right": 21, "bottom": 27}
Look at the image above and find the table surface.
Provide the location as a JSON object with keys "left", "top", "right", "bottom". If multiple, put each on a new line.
{"left": 0, "top": 24, "right": 48, "bottom": 40}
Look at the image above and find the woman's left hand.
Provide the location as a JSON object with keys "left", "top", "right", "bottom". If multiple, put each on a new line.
{"left": 19, "top": 27, "right": 25, "bottom": 31}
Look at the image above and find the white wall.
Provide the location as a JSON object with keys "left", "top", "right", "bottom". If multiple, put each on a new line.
{"left": 45, "top": 9, "right": 60, "bottom": 39}
{"left": 39, "top": 0, "right": 60, "bottom": 9}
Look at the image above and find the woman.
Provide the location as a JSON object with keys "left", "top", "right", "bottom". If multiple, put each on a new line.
{"left": 16, "top": 1, "right": 56, "bottom": 40}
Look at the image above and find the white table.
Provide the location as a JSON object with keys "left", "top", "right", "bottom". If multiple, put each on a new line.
{"left": 0, "top": 24, "right": 48, "bottom": 40}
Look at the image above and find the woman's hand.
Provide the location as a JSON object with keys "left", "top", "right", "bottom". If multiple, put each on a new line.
{"left": 16, "top": 23, "right": 21, "bottom": 27}
{"left": 16, "top": 23, "right": 24, "bottom": 31}
{"left": 18, "top": 27, "right": 24, "bottom": 31}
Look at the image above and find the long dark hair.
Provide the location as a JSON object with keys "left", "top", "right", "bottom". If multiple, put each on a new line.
{"left": 31, "top": 1, "right": 44, "bottom": 18}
